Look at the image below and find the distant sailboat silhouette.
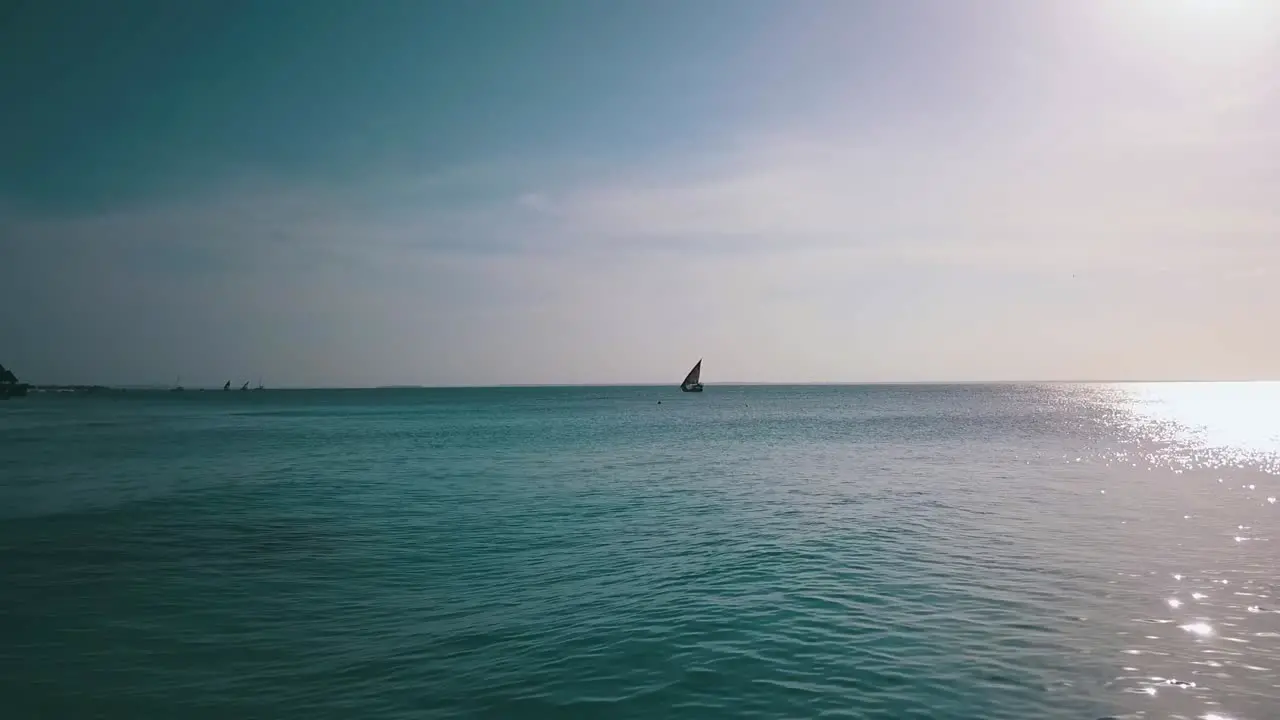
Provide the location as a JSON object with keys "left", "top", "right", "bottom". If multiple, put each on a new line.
{"left": 240, "top": 381, "right": 250, "bottom": 391}
{"left": 223, "top": 380, "right": 231, "bottom": 391}
{"left": 680, "top": 359, "right": 704, "bottom": 393}
{"left": 0, "top": 362, "right": 26, "bottom": 398}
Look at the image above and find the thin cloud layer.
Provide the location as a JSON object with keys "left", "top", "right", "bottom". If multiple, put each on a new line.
{"left": 2, "top": 1, "right": 1277, "bottom": 385}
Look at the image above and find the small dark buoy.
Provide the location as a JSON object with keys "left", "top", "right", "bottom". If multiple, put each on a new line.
{"left": 657, "top": 401, "right": 661, "bottom": 404}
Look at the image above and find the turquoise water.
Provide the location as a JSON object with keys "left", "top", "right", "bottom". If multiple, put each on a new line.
{"left": 2, "top": 384, "right": 1278, "bottom": 719}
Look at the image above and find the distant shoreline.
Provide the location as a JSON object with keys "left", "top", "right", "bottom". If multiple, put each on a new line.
{"left": 9, "top": 379, "right": 1276, "bottom": 394}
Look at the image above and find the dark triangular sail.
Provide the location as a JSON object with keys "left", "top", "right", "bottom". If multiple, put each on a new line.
{"left": 681, "top": 359, "right": 701, "bottom": 388}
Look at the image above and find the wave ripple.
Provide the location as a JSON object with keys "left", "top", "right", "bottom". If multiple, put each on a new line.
{"left": 1, "top": 384, "right": 1277, "bottom": 719}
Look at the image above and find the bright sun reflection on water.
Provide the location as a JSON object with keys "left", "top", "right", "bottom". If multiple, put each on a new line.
{"left": 1180, "top": 622, "right": 1215, "bottom": 637}
{"left": 1107, "top": 382, "right": 1280, "bottom": 474}
{"left": 1078, "top": 382, "right": 1279, "bottom": 719}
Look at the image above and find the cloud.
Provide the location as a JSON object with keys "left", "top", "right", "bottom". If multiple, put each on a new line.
{"left": 517, "top": 122, "right": 1279, "bottom": 274}
{"left": 3, "top": 63, "right": 1278, "bottom": 386}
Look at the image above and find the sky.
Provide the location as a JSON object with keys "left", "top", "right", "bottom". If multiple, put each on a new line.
{"left": 1, "top": 0, "right": 1277, "bottom": 387}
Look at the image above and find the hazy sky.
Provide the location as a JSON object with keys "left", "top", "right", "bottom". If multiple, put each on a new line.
{"left": 2, "top": 0, "right": 1277, "bottom": 386}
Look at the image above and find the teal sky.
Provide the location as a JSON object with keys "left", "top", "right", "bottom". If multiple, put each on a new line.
{"left": 2, "top": 0, "right": 1278, "bottom": 386}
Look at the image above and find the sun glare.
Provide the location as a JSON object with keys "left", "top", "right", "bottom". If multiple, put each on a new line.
{"left": 1095, "top": 0, "right": 1280, "bottom": 75}
{"left": 1125, "top": 0, "right": 1280, "bottom": 31}
{"left": 1179, "top": 0, "right": 1241, "bottom": 11}
{"left": 1159, "top": 0, "right": 1262, "bottom": 17}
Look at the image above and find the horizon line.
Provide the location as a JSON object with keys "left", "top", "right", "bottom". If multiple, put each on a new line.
{"left": 23, "top": 378, "right": 1280, "bottom": 391}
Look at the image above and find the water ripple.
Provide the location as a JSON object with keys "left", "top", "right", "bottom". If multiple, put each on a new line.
{"left": 1, "top": 384, "right": 1278, "bottom": 718}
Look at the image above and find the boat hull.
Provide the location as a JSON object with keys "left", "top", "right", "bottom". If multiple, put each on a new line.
{"left": 680, "top": 384, "right": 704, "bottom": 393}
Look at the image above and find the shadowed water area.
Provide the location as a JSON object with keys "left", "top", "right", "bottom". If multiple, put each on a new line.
{"left": 1, "top": 384, "right": 1277, "bottom": 719}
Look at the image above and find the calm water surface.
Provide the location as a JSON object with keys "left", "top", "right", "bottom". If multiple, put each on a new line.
{"left": 1, "top": 384, "right": 1278, "bottom": 719}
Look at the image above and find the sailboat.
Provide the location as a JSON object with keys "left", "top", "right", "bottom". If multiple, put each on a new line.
{"left": 223, "top": 381, "right": 231, "bottom": 391}
{"left": 680, "top": 359, "right": 704, "bottom": 393}
{"left": 0, "top": 363, "right": 27, "bottom": 398}
{"left": 240, "top": 381, "right": 250, "bottom": 391}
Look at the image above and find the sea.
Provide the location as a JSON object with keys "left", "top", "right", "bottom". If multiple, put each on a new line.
{"left": 1, "top": 383, "right": 1278, "bottom": 719}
